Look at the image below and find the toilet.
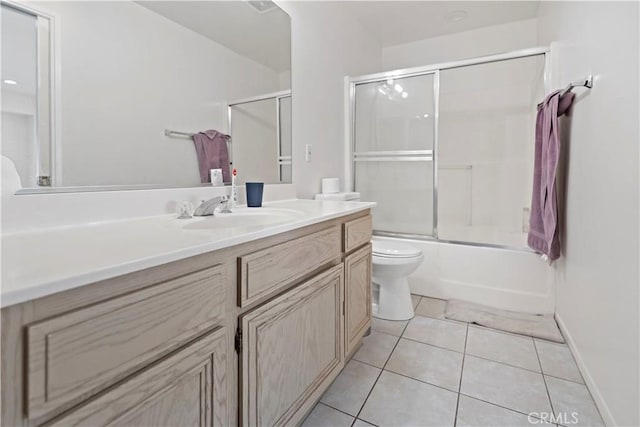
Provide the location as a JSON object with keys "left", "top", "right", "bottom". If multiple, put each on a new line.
{"left": 372, "top": 238, "right": 424, "bottom": 321}
{"left": 313, "top": 190, "right": 423, "bottom": 320}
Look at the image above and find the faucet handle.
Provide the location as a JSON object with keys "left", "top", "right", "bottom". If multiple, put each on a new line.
{"left": 177, "top": 201, "right": 193, "bottom": 219}
{"left": 218, "top": 195, "right": 232, "bottom": 213}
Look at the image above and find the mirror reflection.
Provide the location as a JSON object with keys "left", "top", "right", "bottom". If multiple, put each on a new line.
{"left": 0, "top": 0, "right": 291, "bottom": 191}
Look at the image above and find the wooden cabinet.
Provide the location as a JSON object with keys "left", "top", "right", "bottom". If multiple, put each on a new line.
{"left": 239, "top": 265, "right": 345, "bottom": 427}
{"left": 343, "top": 215, "right": 372, "bottom": 253}
{"left": 26, "top": 265, "right": 225, "bottom": 420}
{"left": 344, "top": 244, "right": 372, "bottom": 356}
{"left": 1, "top": 210, "right": 372, "bottom": 427}
{"left": 237, "top": 226, "right": 341, "bottom": 307}
{"left": 47, "top": 328, "right": 228, "bottom": 427}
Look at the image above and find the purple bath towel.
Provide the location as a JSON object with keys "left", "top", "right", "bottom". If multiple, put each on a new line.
{"left": 528, "top": 90, "right": 575, "bottom": 261}
{"left": 192, "top": 130, "right": 231, "bottom": 184}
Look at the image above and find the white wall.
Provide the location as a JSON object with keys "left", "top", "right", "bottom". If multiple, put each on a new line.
{"left": 537, "top": 2, "right": 639, "bottom": 425}
{"left": 277, "top": 1, "right": 382, "bottom": 199}
{"left": 28, "top": 1, "right": 281, "bottom": 187}
{"left": 382, "top": 18, "right": 539, "bottom": 70}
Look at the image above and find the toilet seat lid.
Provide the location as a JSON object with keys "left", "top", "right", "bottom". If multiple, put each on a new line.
{"left": 372, "top": 240, "right": 422, "bottom": 258}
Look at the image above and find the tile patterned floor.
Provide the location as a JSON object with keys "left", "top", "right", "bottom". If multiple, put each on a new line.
{"left": 303, "top": 296, "right": 605, "bottom": 427}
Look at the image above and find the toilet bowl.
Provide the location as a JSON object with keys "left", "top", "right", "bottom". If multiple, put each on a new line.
{"left": 372, "top": 239, "right": 424, "bottom": 321}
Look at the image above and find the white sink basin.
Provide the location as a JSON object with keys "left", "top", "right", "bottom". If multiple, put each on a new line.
{"left": 178, "top": 207, "right": 304, "bottom": 230}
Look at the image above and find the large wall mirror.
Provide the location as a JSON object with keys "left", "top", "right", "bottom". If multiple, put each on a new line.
{"left": 1, "top": 0, "right": 291, "bottom": 192}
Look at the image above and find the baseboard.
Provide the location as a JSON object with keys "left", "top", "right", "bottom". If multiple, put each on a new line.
{"left": 555, "top": 314, "right": 616, "bottom": 426}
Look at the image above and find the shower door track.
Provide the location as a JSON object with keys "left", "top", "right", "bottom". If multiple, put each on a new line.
{"left": 347, "top": 46, "right": 550, "bottom": 251}
{"left": 373, "top": 231, "right": 536, "bottom": 253}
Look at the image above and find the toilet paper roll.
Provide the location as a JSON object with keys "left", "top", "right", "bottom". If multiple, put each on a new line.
{"left": 321, "top": 178, "right": 340, "bottom": 194}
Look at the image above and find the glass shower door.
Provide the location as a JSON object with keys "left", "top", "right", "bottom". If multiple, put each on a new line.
{"left": 353, "top": 72, "right": 437, "bottom": 236}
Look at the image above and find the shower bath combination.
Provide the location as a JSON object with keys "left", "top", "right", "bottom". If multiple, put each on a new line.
{"left": 348, "top": 47, "right": 552, "bottom": 251}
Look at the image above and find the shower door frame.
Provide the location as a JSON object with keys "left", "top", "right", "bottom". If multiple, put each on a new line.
{"left": 228, "top": 90, "right": 292, "bottom": 183}
{"left": 347, "top": 46, "right": 550, "bottom": 250}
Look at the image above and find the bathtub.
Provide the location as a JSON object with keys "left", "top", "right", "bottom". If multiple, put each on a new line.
{"left": 373, "top": 235, "right": 555, "bottom": 314}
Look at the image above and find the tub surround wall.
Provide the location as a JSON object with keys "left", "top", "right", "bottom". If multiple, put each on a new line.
{"left": 537, "top": 2, "right": 640, "bottom": 425}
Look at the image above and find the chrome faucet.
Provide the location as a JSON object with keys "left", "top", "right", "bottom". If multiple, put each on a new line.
{"left": 193, "top": 196, "right": 231, "bottom": 216}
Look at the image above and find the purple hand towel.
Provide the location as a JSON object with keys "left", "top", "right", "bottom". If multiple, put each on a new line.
{"left": 528, "top": 90, "right": 574, "bottom": 261}
{"left": 192, "top": 130, "right": 231, "bottom": 184}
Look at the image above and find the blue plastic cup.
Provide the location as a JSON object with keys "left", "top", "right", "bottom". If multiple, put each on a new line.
{"left": 245, "top": 182, "right": 264, "bottom": 207}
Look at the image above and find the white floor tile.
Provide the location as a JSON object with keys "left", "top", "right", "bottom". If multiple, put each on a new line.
{"left": 301, "top": 403, "right": 354, "bottom": 427}
{"left": 414, "top": 297, "right": 447, "bottom": 319}
{"left": 359, "top": 371, "right": 458, "bottom": 427}
{"left": 403, "top": 315, "right": 468, "bottom": 352}
{"left": 386, "top": 338, "right": 463, "bottom": 392}
{"left": 460, "top": 355, "right": 552, "bottom": 415}
{"left": 466, "top": 326, "right": 541, "bottom": 372}
{"left": 456, "top": 395, "right": 542, "bottom": 427}
{"left": 535, "top": 339, "right": 584, "bottom": 383}
{"left": 411, "top": 294, "right": 421, "bottom": 309}
{"left": 353, "top": 330, "right": 399, "bottom": 368}
{"left": 371, "top": 317, "right": 408, "bottom": 337}
{"left": 320, "top": 360, "right": 381, "bottom": 416}
{"left": 353, "top": 419, "right": 375, "bottom": 427}
{"left": 545, "top": 375, "right": 604, "bottom": 426}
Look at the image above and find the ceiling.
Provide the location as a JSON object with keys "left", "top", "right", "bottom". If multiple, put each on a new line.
{"left": 137, "top": 1, "right": 291, "bottom": 73}
{"left": 336, "top": 1, "right": 540, "bottom": 47}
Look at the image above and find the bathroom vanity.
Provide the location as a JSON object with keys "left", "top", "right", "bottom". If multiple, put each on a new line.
{"left": 1, "top": 200, "right": 373, "bottom": 426}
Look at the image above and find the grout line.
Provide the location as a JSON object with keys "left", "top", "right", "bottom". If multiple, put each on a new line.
{"left": 534, "top": 338, "right": 557, "bottom": 417}
{"left": 453, "top": 323, "right": 469, "bottom": 427}
{"left": 368, "top": 327, "right": 405, "bottom": 339}
{"left": 541, "top": 373, "right": 605, "bottom": 426}
{"left": 384, "top": 317, "right": 584, "bottom": 382}
{"left": 463, "top": 352, "right": 543, "bottom": 376}
{"left": 315, "top": 402, "right": 360, "bottom": 421}
{"left": 381, "top": 367, "right": 460, "bottom": 395}
{"left": 401, "top": 335, "right": 466, "bottom": 354}
{"left": 458, "top": 393, "right": 553, "bottom": 422}
{"left": 540, "top": 372, "right": 586, "bottom": 386}
{"left": 395, "top": 335, "right": 462, "bottom": 354}
{"left": 353, "top": 357, "right": 388, "bottom": 371}
{"left": 352, "top": 315, "right": 411, "bottom": 424}
{"left": 462, "top": 352, "right": 587, "bottom": 385}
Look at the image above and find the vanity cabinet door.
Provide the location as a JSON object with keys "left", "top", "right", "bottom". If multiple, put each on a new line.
{"left": 240, "top": 264, "right": 344, "bottom": 427}
{"left": 48, "top": 328, "right": 228, "bottom": 427}
{"left": 26, "top": 264, "right": 225, "bottom": 420}
{"left": 344, "top": 244, "right": 372, "bottom": 356}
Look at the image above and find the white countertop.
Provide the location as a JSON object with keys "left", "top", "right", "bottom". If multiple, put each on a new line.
{"left": 1, "top": 199, "right": 375, "bottom": 308}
